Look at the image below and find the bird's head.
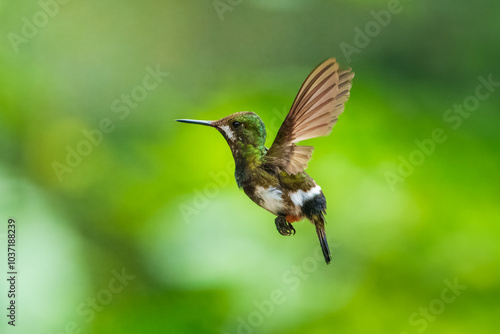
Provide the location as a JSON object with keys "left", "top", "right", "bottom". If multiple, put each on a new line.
{"left": 177, "top": 112, "right": 267, "bottom": 153}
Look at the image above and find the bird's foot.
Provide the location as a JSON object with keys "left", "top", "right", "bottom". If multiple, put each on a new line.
{"left": 275, "top": 216, "right": 296, "bottom": 236}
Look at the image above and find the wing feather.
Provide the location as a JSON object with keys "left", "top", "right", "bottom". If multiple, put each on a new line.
{"left": 263, "top": 58, "right": 354, "bottom": 174}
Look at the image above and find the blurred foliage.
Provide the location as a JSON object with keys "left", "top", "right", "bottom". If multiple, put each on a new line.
{"left": 0, "top": 0, "right": 499, "bottom": 333}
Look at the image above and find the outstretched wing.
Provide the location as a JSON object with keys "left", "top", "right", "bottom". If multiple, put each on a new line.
{"left": 263, "top": 58, "right": 354, "bottom": 174}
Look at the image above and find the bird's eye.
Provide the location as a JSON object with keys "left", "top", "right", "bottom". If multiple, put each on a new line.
{"left": 232, "top": 121, "right": 241, "bottom": 128}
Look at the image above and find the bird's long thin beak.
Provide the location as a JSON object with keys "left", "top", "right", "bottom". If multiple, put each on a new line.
{"left": 176, "top": 119, "right": 213, "bottom": 127}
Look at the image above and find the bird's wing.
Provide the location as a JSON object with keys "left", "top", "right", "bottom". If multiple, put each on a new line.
{"left": 263, "top": 58, "right": 354, "bottom": 174}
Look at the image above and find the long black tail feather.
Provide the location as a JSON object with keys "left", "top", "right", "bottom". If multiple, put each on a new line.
{"left": 314, "top": 214, "right": 331, "bottom": 264}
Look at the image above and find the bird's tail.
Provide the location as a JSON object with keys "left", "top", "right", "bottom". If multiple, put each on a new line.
{"left": 313, "top": 213, "right": 331, "bottom": 264}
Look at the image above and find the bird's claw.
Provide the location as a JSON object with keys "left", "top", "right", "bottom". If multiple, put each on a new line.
{"left": 275, "top": 216, "right": 296, "bottom": 236}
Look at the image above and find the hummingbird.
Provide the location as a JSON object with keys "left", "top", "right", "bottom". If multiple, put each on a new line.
{"left": 177, "top": 58, "right": 354, "bottom": 264}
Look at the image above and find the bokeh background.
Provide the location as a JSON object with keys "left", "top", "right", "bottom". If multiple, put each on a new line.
{"left": 1, "top": 0, "right": 499, "bottom": 333}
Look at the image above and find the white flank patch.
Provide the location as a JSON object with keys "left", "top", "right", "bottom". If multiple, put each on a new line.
{"left": 289, "top": 185, "right": 322, "bottom": 207}
{"left": 255, "top": 186, "right": 284, "bottom": 215}
{"left": 219, "top": 125, "right": 235, "bottom": 141}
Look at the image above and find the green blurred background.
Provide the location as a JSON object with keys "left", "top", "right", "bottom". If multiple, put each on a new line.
{"left": 1, "top": 0, "right": 499, "bottom": 333}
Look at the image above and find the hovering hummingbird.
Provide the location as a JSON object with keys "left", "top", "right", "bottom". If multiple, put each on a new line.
{"left": 177, "top": 58, "right": 354, "bottom": 264}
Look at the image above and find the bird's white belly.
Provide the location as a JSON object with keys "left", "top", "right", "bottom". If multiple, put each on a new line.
{"left": 289, "top": 184, "right": 322, "bottom": 207}
{"left": 255, "top": 186, "right": 285, "bottom": 215}
{"left": 255, "top": 184, "right": 322, "bottom": 217}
